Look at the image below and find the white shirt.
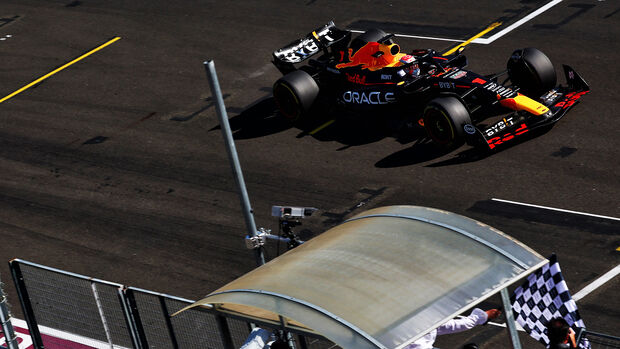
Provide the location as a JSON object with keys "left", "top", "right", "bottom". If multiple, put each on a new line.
{"left": 240, "top": 328, "right": 274, "bottom": 349}
{"left": 404, "top": 308, "right": 489, "bottom": 349}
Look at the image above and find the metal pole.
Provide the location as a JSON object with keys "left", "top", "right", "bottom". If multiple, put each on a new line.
{"left": 501, "top": 287, "right": 522, "bottom": 349}
{"left": 0, "top": 273, "right": 19, "bottom": 349}
{"left": 203, "top": 60, "right": 265, "bottom": 266}
{"left": 159, "top": 296, "right": 179, "bottom": 349}
{"left": 125, "top": 289, "right": 149, "bottom": 349}
{"left": 118, "top": 287, "right": 143, "bottom": 349}
{"left": 279, "top": 315, "right": 297, "bottom": 349}
{"left": 91, "top": 282, "right": 114, "bottom": 349}
{"left": 9, "top": 260, "right": 44, "bottom": 349}
{"left": 215, "top": 313, "right": 235, "bottom": 349}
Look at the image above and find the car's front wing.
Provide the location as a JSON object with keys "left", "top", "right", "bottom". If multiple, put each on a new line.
{"left": 466, "top": 65, "right": 589, "bottom": 150}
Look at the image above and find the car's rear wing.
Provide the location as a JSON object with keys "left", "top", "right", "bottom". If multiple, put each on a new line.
{"left": 272, "top": 21, "right": 350, "bottom": 74}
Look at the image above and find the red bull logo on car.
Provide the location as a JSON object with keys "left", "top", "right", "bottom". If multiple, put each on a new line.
{"left": 336, "top": 42, "right": 405, "bottom": 71}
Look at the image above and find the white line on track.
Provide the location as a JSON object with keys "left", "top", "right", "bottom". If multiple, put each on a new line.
{"left": 350, "top": 0, "right": 563, "bottom": 45}
{"left": 486, "top": 197, "right": 619, "bottom": 327}
{"left": 478, "top": 0, "right": 563, "bottom": 44}
{"left": 573, "top": 264, "right": 620, "bottom": 301}
{"left": 491, "top": 198, "right": 620, "bottom": 222}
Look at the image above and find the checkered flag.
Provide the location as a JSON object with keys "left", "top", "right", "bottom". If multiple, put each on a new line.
{"left": 511, "top": 254, "right": 590, "bottom": 348}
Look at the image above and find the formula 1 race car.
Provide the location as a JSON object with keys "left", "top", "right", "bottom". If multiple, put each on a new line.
{"left": 271, "top": 22, "right": 589, "bottom": 150}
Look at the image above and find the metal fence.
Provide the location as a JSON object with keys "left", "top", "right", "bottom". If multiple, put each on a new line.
{"left": 11, "top": 258, "right": 617, "bottom": 349}
{"left": 581, "top": 331, "right": 620, "bottom": 349}
{"left": 8, "top": 259, "right": 340, "bottom": 349}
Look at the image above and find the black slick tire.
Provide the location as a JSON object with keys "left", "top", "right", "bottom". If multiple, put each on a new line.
{"left": 423, "top": 97, "right": 472, "bottom": 149}
{"left": 507, "top": 47, "right": 557, "bottom": 97}
{"left": 273, "top": 70, "right": 319, "bottom": 122}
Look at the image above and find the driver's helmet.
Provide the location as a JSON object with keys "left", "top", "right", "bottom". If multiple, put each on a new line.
{"left": 399, "top": 55, "right": 420, "bottom": 77}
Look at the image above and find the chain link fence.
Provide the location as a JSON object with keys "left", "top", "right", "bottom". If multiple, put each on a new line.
{"left": 8, "top": 259, "right": 340, "bottom": 349}
{"left": 8, "top": 259, "right": 619, "bottom": 349}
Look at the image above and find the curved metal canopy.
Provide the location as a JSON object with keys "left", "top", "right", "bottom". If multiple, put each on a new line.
{"left": 180, "top": 205, "right": 546, "bottom": 349}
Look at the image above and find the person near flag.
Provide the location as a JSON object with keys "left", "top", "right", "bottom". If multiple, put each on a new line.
{"left": 547, "top": 317, "right": 577, "bottom": 349}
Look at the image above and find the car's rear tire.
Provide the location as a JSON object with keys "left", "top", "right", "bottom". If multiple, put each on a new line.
{"left": 423, "top": 97, "right": 472, "bottom": 149}
{"left": 507, "top": 47, "right": 557, "bottom": 97}
{"left": 350, "top": 28, "right": 388, "bottom": 53}
{"left": 273, "top": 70, "right": 319, "bottom": 122}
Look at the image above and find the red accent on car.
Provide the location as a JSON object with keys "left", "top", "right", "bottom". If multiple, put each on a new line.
{"left": 555, "top": 91, "right": 588, "bottom": 109}
{"left": 472, "top": 78, "right": 487, "bottom": 84}
{"left": 344, "top": 72, "right": 395, "bottom": 86}
{"left": 346, "top": 73, "right": 367, "bottom": 84}
{"left": 502, "top": 133, "right": 515, "bottom": 142}
{"left": 515, "top": 123, "right": 529, "bottom": 135}
{"left": 487, "top": 137, "right": 502, "bottom": 149}
{"left": 499, "top": 97, "right": 517, "bottom": 109}
{"left": 487, "top": 123, "right": 529, "bottom": 149}
{"left": 432, "top": 67, "right": 453, "bottom": 77}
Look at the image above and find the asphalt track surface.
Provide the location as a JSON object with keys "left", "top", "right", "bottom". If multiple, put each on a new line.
{"left": 0, "top": 0, "right": 618, "bottom": 347}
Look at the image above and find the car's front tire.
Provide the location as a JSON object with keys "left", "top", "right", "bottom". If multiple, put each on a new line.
{"left": 507, "top": 47, "right": 557, "bottom": 97}
{"left": 423, "top": 97, "right": 472, "bottom": 149}
{"left": 273, "top": 70, "right": 319, "bottom": 122}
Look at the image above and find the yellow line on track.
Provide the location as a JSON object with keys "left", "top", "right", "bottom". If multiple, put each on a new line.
{"left": 309, "top": 119, "right": 335, "bottom": 135}
{"left": 442, "top": 22, "right": 502, "bottom": 56}
{"left": 0, "top": 36, "right": 122, "bottom": 104}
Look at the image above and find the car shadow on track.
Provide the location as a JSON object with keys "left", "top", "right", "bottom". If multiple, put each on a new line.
{"left": 415, "top": 125, "right": 557, "bottom": 167}
{"left": 377, "top": 114, "right": 562, "bottom": 167}
{"left": 217, "top": 95, "right": 555, "bottom": 167}
{"left": 374, "top": 140, "right": 493, "bottom": 168}
{"left": 297, "top": 114, "right": 396, "bottom": 148}
{"left": 216, "top": 96, "right": 485, "bottom": 166}
{"left": 221, "top": 96, "right": 401, "bottom": 147}
{"left": 376, "top": 141, "right": 456, "bottom": 167}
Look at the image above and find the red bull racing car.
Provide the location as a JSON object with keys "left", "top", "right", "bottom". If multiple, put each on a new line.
{"left": 271, "top": 22, "right": 589, "bottom": 150}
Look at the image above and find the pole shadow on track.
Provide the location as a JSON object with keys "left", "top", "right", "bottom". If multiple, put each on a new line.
{"left": 229, "top": 97, "right": 292, "bottom": 139}
{"left": 207, "top": 97, "right": 293, "bottom": 139}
